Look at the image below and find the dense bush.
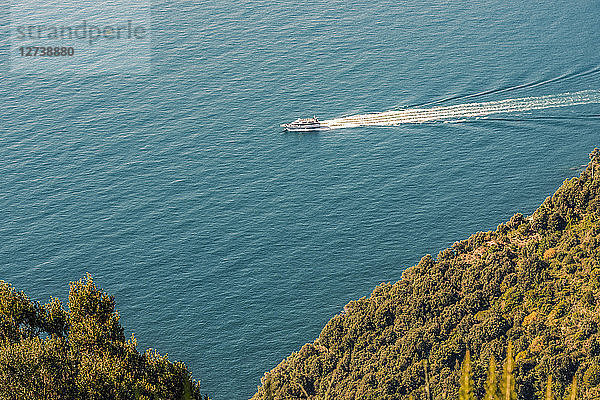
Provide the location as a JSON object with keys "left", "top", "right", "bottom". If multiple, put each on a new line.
{"left": 253, "top": 149, "right": 600, "bottom": 400}
{"left": 0, "top": 275, "right": 207, "bottom": 400}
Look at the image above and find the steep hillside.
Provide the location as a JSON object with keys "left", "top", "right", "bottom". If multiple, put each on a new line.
{"left": 253, "top": 149, "right": 600, "bottom": 400}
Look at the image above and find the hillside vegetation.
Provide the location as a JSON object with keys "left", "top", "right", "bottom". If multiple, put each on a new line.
{"left": 0, "top": 275, "right": 206, "bottom": 400}
{"left": 253, "top": 149, "right": 600, "bottom": 400}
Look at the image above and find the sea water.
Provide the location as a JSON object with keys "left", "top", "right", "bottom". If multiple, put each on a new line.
{"left": 1, "top": 0, "right": 599, "bottom": 398}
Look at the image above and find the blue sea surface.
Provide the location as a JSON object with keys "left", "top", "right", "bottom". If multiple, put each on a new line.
{"left": 1, "top": 0, "right": 600, "bottom": 398}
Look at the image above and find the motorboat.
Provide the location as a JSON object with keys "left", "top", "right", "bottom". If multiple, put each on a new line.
{"left": 280, "top": 117, "right": 329, "bottom": 131}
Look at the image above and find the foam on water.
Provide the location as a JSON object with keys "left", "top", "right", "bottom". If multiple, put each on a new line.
{"left": 324, "top": 90, "right": 600, "bottom": 129}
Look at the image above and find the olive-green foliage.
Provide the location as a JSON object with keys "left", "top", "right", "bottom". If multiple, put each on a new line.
{"left": 483, "top": 356, "right": 499, "bottom": 400}
{"left": 457, "top": 349, "right": 577, "bottom": 400}
{"left": 0, "top": 274, "right": 207, "bottom": 400}
{"left": 499, "top": 342, "right": 516, "bottom": 400}
{"left": 459, "top": 350, "right": 475, "bottom": 400}
{"left": 458, "top": 346, "right": 519, "bottom": 400}
{"left": 252, "top": 150, "right": 600, "bottom": 400}
{"left": 567, "top": 376, "right": 577, "bottom": 400}
{"left": 546, "top": 376, "right": 554, "bottom": 400}
{"left": 68, "top": 276, "right": 125, "bottom": 354}
{"left": 424, "top": 359, "right": 432, "bottom": 400}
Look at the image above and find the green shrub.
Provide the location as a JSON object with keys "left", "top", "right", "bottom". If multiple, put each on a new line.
{"left": 0, "top": 275, "right": 207, "bottom": 400}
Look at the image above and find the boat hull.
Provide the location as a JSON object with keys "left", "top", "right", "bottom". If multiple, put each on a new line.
{"left": 281, "top": 125, "right": 330, "bottom": 132}
{"left": 280, "top": 117, "right": 329, "bottom": 132}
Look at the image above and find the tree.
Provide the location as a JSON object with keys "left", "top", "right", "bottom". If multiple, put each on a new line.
{"left": 545, "top": 376, "right": 553, "bottom": 400}
{"left": 566, "top": 376, "right": 577, "bottom": 400}
{"left": 499, "top": 342, "right": 516, "bottom": 400}
{"left": 424, "top": 359, "right": 432, "bottom": 400}
{"left": 458, "top": 349, "right": 475, "bottom": 400}
{"left": 590, "top": 148, "right": 599, "bottom": 179}
{"left": 67, "top": 273, "right": 124, "bottom": 353}
{"left": 0, "top": 281, "right": 42, "bottom": 341}
{"left": 483, "top": 355, "right": 500, "bottom": 400}
{"left": 0, "top": 276, "right": 207, "bottom": 400}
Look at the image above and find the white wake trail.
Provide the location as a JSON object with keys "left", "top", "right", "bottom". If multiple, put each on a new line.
{"left": 322, "top": 90, "right": 600, "bottom": 129}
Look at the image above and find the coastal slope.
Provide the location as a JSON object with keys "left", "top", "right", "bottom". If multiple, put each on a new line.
{"left": 253, "top": 149, "right": 600, "bottom": 400}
